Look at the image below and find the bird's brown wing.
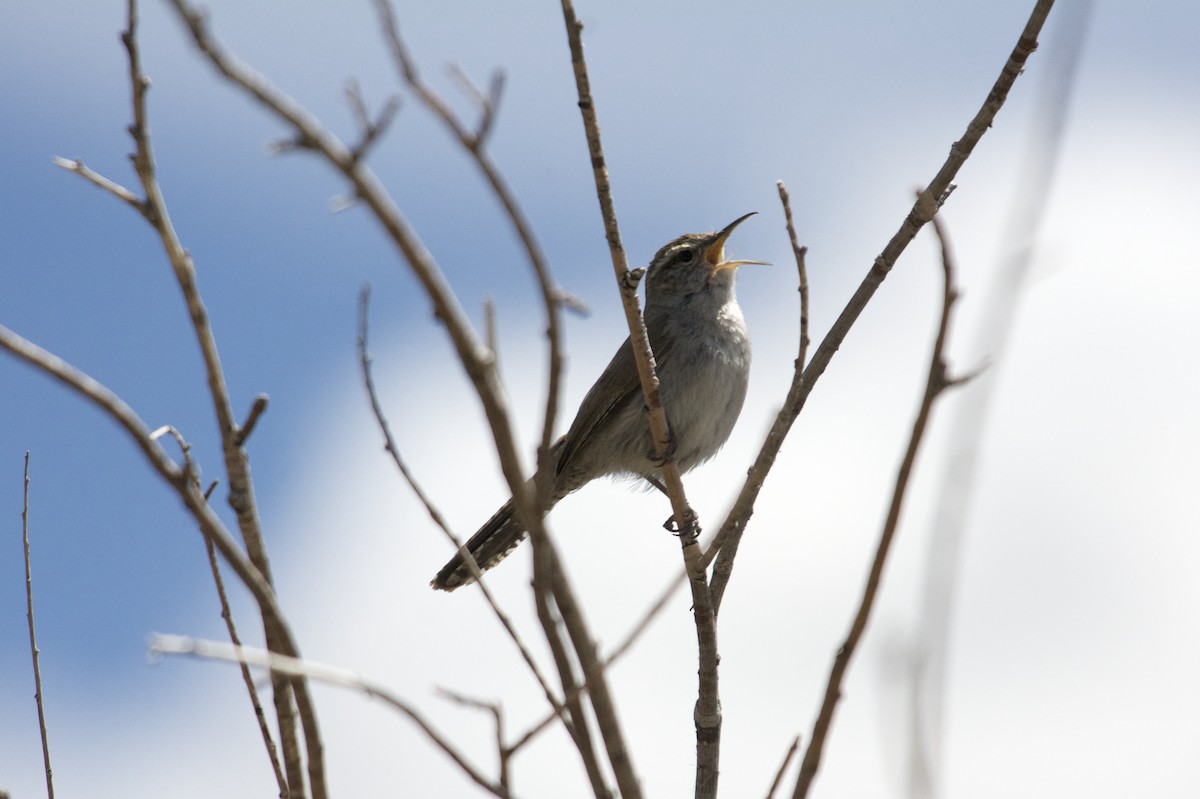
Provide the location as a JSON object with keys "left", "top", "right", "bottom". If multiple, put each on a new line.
{"left": 555, "top": 328, "right": 676, "bottom": 478}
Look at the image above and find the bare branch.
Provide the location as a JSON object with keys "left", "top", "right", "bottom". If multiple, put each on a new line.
{"left": 150, "top": 636, "right": 513, "bottom": 799}
{"left": 701, "top": 0, "right": 1058, "bottom": 590}
{"left": 370, "top": 0, "right": 565, "bottom": 505}
{"left": 0, "top": 323, "right": 314, "bottom": 791}
{"left": 445, "top": 63, "right": 506, "bottom": 145}
{"left": 765, "top": 735, "right": 801, "bottom": 799}
{"left": 163, "top": 0, "right": 540, "bottom": 587}
{"left": 436, "top": 688, "right": 509, "bottom": 792}
{"left": 356, "top": 287, "right": 572, "bottom": 741}
{"left": 708, "top": 181, "right": 811, "bottom": 613}
{"left": 508, "top": 566, "right": 687, "bottom": 757}
{"left": 234, "top": 394, "right": 270, "bottom": 446}
{"left": 23, "top": 452, "right": 56, "bottom": 799}
{"left": 791, "top": 203, "right": 968, "bottom": 799}
{"left": 52, "top": 156, "right": 145, "bottom": 214}
{"left": 119, "top": 2, "right": 318, "bottom": 790}
{"left": 344, "top": 78, "right": 401, "bottom": 164}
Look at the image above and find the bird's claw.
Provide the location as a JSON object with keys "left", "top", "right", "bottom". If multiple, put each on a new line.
{"left": 663, "top": 507, "right": 700, "bottom": 541}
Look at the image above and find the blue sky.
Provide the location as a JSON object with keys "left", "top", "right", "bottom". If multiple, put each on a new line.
{"left": 2, "top": 1, "right": 1198, "bottom": 797}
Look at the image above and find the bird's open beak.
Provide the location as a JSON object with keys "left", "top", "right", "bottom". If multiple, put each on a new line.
{"left": 705, "top": 212, "right": 770, "bottom": 273}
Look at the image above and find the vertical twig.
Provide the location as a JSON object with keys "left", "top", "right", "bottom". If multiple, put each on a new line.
{"left": 791, "top": 209, "right": 968, "bottom": 799}
{"left": 23, "top": 452, "right": 55, "bottom": 799}
{"left": 119, "top": 2, "right": 319, "bottom": 793}
{"left": 709, "top": 182, "right": 811, "bottom": 612}
{"left": 202, "top": 522, "right": 288, "bottom": 796}
{"left": 559, "top": 2, "right": 724, "bottom": 795}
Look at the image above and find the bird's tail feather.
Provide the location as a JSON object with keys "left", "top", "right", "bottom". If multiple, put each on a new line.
{"left": 431, "top": 498, "right": 528, "bottom": 591}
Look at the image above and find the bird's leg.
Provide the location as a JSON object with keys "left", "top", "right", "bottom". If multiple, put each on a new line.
{"left": 643, "top": 475, "right": 669, "bottom": 495}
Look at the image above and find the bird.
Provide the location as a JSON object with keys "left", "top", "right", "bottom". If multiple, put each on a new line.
{"left": 432, "top": 213, "right": 765, "bottom": 591}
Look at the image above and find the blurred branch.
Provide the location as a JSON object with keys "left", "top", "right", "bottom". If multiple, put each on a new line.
{"left": 530, "top": 557, "right": 612, "bottom": 799}
{"left": 908, "top": 4, "right": 1092, "bottom": 796}
{"left": 791, "top": 208, "right": 969, "bottom": 799}
{"left": 234, "top": 395, "right": 270, "bottom": 446}
{"left": 701, "top": 0, "right": 1058, "bottom": 592}
{"left": 765, "top": 735, "right": 801, "bottom": 799}
{"left": 436, "top": 688, "right": 510, "bottom": 793}
{"left": 343, "top": 78, "right": 401, "bottom": 165}
{"left": 51, "top": 156, "right": 143, "bottom": 212}
{"left": 22, "top": 452, "right": 56, "bottom": 799}
{"left": 150, "top": 635, "right": 513, "bottom": 799}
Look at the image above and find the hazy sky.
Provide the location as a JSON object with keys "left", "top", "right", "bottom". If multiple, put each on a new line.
{"left": 2, "top": 1, "right": 1198, "bottom": 797}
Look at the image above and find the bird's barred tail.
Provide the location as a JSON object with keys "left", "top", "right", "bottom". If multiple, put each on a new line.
{"left": 431, "top": 498, "right": 529, "bottom": 591}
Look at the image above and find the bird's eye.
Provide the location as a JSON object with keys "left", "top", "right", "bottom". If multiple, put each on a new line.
{"left": 677, "top": 248, "right": 695, "bottom": 264}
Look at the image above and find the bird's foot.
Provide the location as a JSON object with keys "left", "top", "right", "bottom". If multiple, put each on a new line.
{"left": 663, "top": 506, "right": 700, "bottom": 543}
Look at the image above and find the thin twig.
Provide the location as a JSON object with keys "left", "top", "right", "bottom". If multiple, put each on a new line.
{"left": 344, "top": 79, "right": 400, "bottom": 164}
{"left": 371, "top": 0, "right": 565, "bottom": 508}
{"left": 436, "top": 688, "right": 509, "bottom": 792}
{"left": 0, "top": 323, "right": 312, "bottom": 796}
{"left": 23, "top": 452, "right": 55, "bottom": 799}
{"left": 765, "top": 735, "right": 801, "bottom": 799}
{"left": 373, "top": 3, "right": 625, "bottom": 792}
{"left": 202, "top": 506, "right": 288, "bottom": 795}
{"left": 709, "top": 181, "right": 810, "bottom": 613}
{"left": 234, "top": 395, "right": 269, "bottom": 446}
{"left": 445, "top": 63, "right": 505, "bottom": 145}
{"left": 556, "top": 4, "right": 693, "bottom": 796}
{"left": 163, "top": 0, "right": 541, "bottom": 597}
{"left": 150, "top": 636, "right": 513, "bottom": 799}
{"left": 791, "top": 204, "right": 968, "bottom": 799}
{"left": 507, "top": 566, "right": 687, "bottom": 757}
{"left": 51, "top": 157, "right": 144, "bottom": 213}
{"left": 149, "top": 423, "right": 285, "bottom": 790}
{"left": 121, "top": 2, "right": 318, "bottom": 791}
{"left": 356, "top": 287, "right": 570, "bottom": 737}
{"left": 558, "top": 4, "right": 724, "bottom": 794}
{"left": 700, "top": 0, "right": 1058, "bottom": 587}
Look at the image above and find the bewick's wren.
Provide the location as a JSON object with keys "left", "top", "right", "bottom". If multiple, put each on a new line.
{"left": 432, "top": 213, "right": 764, "bottom": 591}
